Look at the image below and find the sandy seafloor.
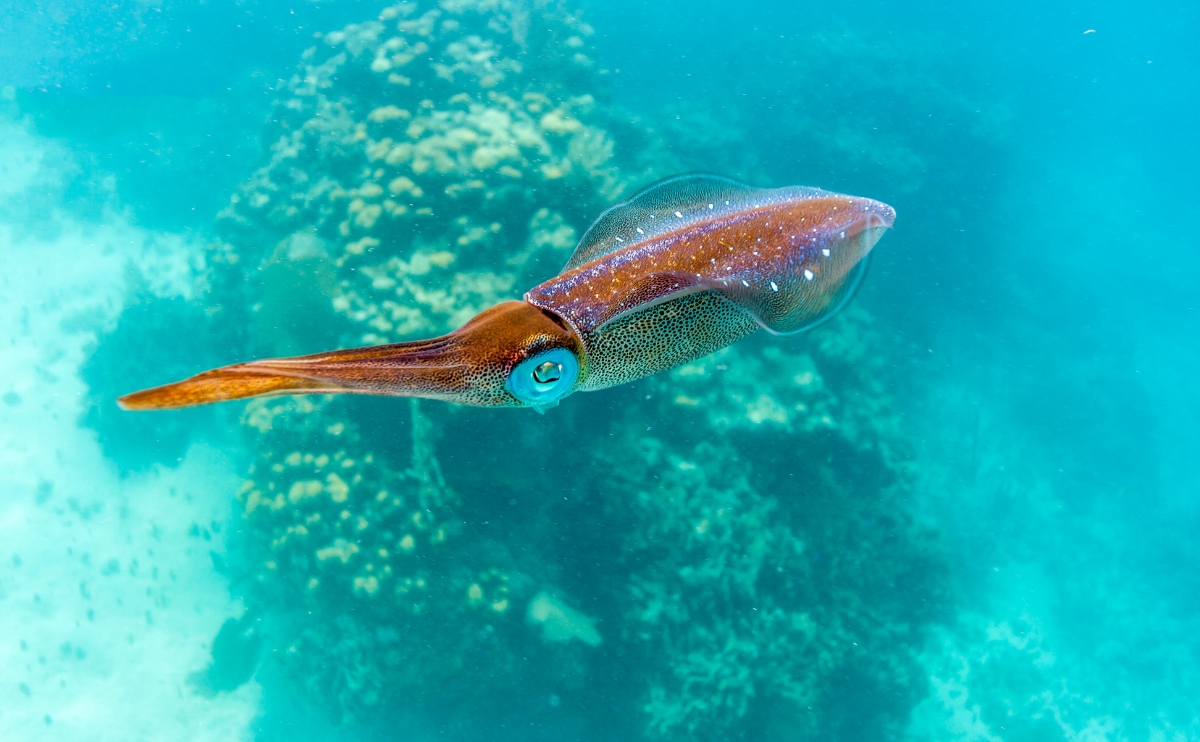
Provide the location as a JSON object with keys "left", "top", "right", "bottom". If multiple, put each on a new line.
{"left": 1, "top": 0, "right": 1199, "bottom": 739}
{"left": 0, "top": 119, "right": 261, "bottom": 740}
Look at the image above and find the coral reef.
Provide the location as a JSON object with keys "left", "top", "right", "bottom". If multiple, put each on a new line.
{"left": 229, "top": 311, "right": 945, "bottom": 737}
{"left": 197, "top": 0, "right": 651, "bottom": 727}
{"left": 598, "top": 308, "right": 944, "bottom": 740}
{"left": 657, "top": 305, "right": 899, "bottom": 450}
{"left": 238, "top": 396, "right": 459, "bottom": 611}
{"left": 238, "top": 392, "right": 572, "bottom": 708}
{"left": 213, "top": 0, "right": 638, "bottom": 353}
{"left": 164, "top": 1, "right": 959, "bottom": 738}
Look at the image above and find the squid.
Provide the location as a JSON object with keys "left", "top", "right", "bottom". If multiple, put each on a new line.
{"left": 119, "top": 175, "right": 894, "bottom": 413}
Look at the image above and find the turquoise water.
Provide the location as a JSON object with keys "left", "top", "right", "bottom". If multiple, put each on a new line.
{"left": 2, "top": 1, "right": 1197, "bottom": 740}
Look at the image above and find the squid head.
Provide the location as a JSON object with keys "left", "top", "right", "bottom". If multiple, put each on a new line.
{"left": 117, "top": 300, "right": 585, "bottom": 412}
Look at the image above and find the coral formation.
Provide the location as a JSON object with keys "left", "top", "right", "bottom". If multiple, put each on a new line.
{"left": 200, "top": 0, "right": 652, "bottom": 725}
{"left": 598, "top": 308, "right": 944, "bottom": 740}
{"left": 660, "top": 305, "right": 893, "bottom": 445}
{"left": 238, "top": 396, "right": 458, "bottom": 610}
{"left": 213, "top": 0, "right": 636, "bottom": 352}
{"left": 234, "top": 394, "right": 582, "bottom": 719}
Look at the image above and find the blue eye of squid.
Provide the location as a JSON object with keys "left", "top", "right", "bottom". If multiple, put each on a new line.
{"left": 505, "top": 348, "right": 579, "bottom": 407}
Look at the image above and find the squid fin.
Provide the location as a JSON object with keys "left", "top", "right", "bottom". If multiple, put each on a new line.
{"left": 591, "top": 253, "right": 870, "bottom": 337}
{"left": 718, "top": 252, "right": 872, "bottom": 336}
{"left": 565, "top": 174, "right": 763, "bottom": 270}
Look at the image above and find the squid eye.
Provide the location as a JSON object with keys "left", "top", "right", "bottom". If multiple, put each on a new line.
{"left": 533, "top": 361, "right": 561, "bottom": 384}
{"left": 505, "top": 348, "right": 579, "bottom": 407}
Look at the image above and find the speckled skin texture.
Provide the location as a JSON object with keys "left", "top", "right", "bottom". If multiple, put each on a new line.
{"left": 118, "top": 178, "right": 893, "bottom": 411}
{"left": 529, "top": 178, "right": 895, "bottom": 391}
{"left": 577, "top": 292, "right": 758, "bottom": 392}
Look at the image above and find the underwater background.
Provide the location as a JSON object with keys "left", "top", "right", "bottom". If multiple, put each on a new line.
{"left": 1, "top": 0, "right": 1197, "bottom": 739}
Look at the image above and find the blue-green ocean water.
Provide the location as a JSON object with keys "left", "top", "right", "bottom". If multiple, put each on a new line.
{"left": 1, "top": 1, "right": 1197, "bottom": 740}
